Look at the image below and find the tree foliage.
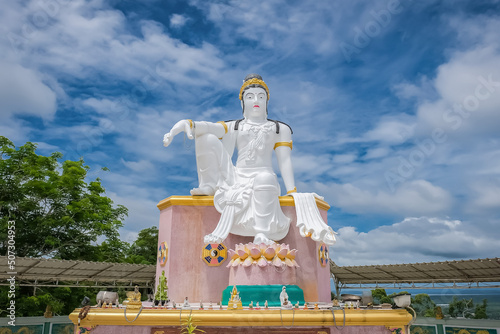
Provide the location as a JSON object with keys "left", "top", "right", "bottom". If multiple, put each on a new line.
{"left": 0, "top": 137, "right": 162, "bottom": 316}
{"left": 448, "top": 296, "right": 475, "bottom": 318}
{"left": 474, "top": 299, "right": 488, "bottom": 319}
{"left": 411, "top": 293, "right": 436, "bottom": 317}
{"left": 0, "top": 136, "right": 127, "bottom": 259}
{"left": 371, "top": 289, "right": 392, "bottom": 304}
{"left": 125, "top": 226, "right": 158, "bottom": 265}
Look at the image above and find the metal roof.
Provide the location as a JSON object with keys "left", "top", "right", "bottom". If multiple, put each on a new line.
{"left": 0, "top": 256, "right": 156, "bottom": 288}
{"left": 330, "top": 257, "right": 500, "bottom": 290}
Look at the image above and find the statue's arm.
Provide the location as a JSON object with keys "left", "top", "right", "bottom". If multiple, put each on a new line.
{"left": 163, "top": 120, "right": 227, "bottom": 147}
{"left": 163, "top": 119, "right": 194, "bottom": 147}
{"left": 194, "top": 121, "right": 226, "bottom": 138}
{"left": 275, "top": 126, "right": 296, "bottom": 195}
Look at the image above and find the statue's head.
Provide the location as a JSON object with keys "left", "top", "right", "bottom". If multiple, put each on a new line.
{"left": 240, "top": 73, "right": 269, "bottom": 117}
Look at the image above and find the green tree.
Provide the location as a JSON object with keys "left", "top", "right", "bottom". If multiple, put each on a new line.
{"left": 371, "top": 289, "right": 392, "bottom": 304}
{"left": 448, "top": 296, "right": 474, "bottom": 318}
{"left": 473, "top": 299, "right": 488, "bottom": 319}
{"left": 0, "top": 284, "right": 102, "bottom": 317}
{"left": 125, "top": 226, "right": 158, "bottom": 265}
{"left": 411, "top": 293, "right": 436, "bottom": 317}
{"left": 91, "top": 237, "right": 130, "bottom": 263}
{"left": 0, "top": 136, "right": 127, "bottom": 259}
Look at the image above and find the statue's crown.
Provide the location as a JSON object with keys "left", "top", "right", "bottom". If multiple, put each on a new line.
{"left": 239, "top": 75, "right": 270, "bottom": 101}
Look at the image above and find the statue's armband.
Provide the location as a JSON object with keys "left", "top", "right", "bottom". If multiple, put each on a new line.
{"left": 273, "top": 141, "right": 293, "bottom": 150}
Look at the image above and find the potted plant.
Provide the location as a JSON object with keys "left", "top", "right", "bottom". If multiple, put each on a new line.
{"left": 181, "top": 315, "right": 205, "bottom": 334}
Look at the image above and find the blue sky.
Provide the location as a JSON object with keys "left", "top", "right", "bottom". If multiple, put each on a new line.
{"left": 1, "top": 0, "right": 500, "bottom": 266}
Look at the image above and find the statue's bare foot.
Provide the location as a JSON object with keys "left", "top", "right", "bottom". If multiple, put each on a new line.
{"left": 253, "top": 233, "right": 274, "bottom": 245}
{"left": 190, "top": 185, "right": 215, "bottom": 196}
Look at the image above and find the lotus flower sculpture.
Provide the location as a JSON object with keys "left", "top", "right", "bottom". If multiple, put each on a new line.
{"left": 227, "top": 242, "right": 299, "bottom": 268}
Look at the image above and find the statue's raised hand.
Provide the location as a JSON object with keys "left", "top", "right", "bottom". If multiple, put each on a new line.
{"left": 163, "top": 120, "right": 194, "bottom": 147}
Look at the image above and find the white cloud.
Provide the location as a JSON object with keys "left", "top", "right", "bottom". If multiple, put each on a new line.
{"left": 363, "top": 147, "right": 391, "bottom": 160}
{"left": 191, "top": 0, "right": 365, "bottom": 56}
{"left": 291, "top": 153, "right": 335, "bottom": 181}
{"left": 392, "top": 77, "right": 433, "bottom": 101}
{"left": 469, "top": 180, "right": 500, "bottom": 211}
{"left": 332, "top": 217, "right": 499, "bottom": 266}
{"left": 416, "top": 46, "right": 500, "bottom": 139}
{"left": 1, "top": 0, "right": 228, "bottom": 92}
{"left": 0, "top": 119, "right": 29, "bottom": 143}
{"left": 108, "top": 191, "right": 159, "bottom": 235}
{"left": 335, "top": 14, "right": 500, "bottom": 223}
{"left": 170, "top": 14, "right": 188, "bottom": 28}
{"left": 82, "top": 98, "right": 118, "bottom": 115}
{"left": 316, "top": 180, "right": 452, "bottom": 216}
{"left": 0, "top": 62, "right": 57, "bottom": 120}
{"left": 121, "top": 158, "right": 155, "bottom": 173}
{"left": 332, "top": 153, "right": 357, "bottom": 164}
{"left": 363, "top": 117, "right": 416, "bottom": 144}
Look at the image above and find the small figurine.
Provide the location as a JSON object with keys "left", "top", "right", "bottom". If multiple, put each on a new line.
{"left": 280, "top": 286, "right": 289, "bottom": 307}
{"left": 182, "top": 297, "right": 191, "bottom": 309}
{"left": 294, "top": 302, "right": 299, "bottom": 309}
{"left": 219, "top": 301, "right": 223, "bottom": 310}
{"left": 249, "top": 301, "right": 253, "bottom": 309}
{"left": 44, "top": 305, "right": 53, "bottom": 318}
{"left": 255, "top": 301, "right": 260, "bottom": 310}
{"left": 80, "top": 296, "right": 90, "bottom": 308}
{"left": 303, "top": 302, "right": 308, "bottom": 310}
{"left": 314, "top": 303, "right": 319, "bottom": 310}
{"left": 281, "top": 297, "right": 293, "bottom": 309}
{"left": 124, "top": 286, "right": 142, "bottom": 310}
{"left": 435, "top": 306, "right": 444, "bottom": 319}
{"left": 208, "top": 302, "right": 213, "bottom": 310}
{"left": 228, "top": 286, "right": 243, "bottom": 309}
{"left": 200, "top": 300, "right": 204, "bottom": 310}
{"left": 172, "top": 300, "right": 176, "bottom": 309}
{"left": 265, "top": 300, "right": 268, "bottom": 309}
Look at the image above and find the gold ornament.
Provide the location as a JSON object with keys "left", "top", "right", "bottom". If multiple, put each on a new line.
{"left": 239, "top": 78, "right": 270, "bottom": 100}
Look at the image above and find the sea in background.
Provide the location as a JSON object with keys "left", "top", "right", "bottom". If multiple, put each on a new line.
{"left": 340, "top": 288, "right": 500, "bottom": 320}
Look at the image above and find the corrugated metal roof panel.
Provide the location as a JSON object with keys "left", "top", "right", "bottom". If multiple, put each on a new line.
{"left": 0, "top": 256, "right": 155, "bottom": 284}
{"left": 331, "top": 258, "right": 500, "bottom": 284}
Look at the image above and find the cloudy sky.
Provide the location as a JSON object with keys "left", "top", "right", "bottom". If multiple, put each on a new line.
{"left": 1, "top": 0, "right": 499, "bottom": 266}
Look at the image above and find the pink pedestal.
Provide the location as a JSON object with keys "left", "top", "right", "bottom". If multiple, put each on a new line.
{"left": 156, "top": 196, "right": 331, "bottom": 304}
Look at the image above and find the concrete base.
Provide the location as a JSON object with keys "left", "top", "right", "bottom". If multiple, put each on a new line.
{"left": 155, "top": 196, "right": 332, "bottom": 304}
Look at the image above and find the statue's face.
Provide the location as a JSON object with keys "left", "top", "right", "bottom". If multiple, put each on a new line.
{"left": 243, "top": 87, "right": 267, "bottom": 119}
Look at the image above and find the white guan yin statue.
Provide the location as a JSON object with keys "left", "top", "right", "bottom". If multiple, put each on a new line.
{"left": 163, "top": 74, "right": 336, "bottom": 246}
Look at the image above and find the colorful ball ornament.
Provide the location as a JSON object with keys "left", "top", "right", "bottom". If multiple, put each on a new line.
{"left": 157, "top": 241, "right": 168, "bottom": 266}
{"left": 202, "top": 243, "right": 227, "bottom": 266}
